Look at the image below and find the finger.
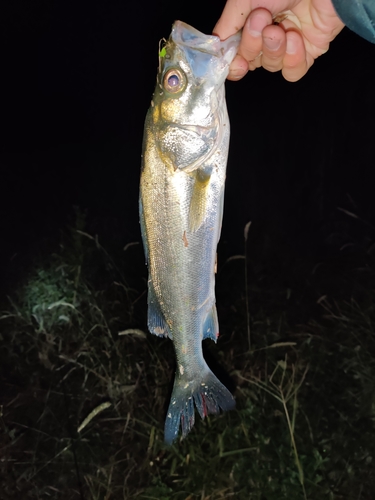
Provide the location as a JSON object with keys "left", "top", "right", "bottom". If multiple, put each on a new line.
{"left": 280, "top": 29, "right": 311, "bottom": 82}
{"left": 248, "top": 51, "right": 263, "bottom": 72}
{"left": 240, "top": 9, "right": 273, "bottom": 64}
{"left": 213, "top": 0, "right": 300, "bottom": 39}
{"left": 260, "top": 24, "right": 287, "bottom": 73}
{"left": 213, "top": 0, "right": 253, "bottom": 40}
{"left": 227, "top": 54, "right": 250, "bottom": 81}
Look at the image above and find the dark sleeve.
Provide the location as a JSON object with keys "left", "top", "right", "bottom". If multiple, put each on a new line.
{"left": 332, "top": 0, "right": 375, "bottom": 43}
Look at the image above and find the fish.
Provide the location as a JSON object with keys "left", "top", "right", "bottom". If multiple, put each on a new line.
{"left": 139, "top": 21, "right": 240, "bottom": 444}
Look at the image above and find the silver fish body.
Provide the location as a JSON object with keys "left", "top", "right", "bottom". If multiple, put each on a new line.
{"left": 139, "top": 21, "right": 240, "bottom": 444}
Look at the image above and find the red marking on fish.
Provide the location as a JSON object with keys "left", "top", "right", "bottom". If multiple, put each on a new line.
{"left": 201, "top": 394, "right": 208, "bottom": 417}
{"left": 182, "top": 230, "right": 189, "bottom": 247}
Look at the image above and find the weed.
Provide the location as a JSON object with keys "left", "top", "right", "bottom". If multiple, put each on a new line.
{"left": 1, "top": 211, "right": 375, "bottom": 499}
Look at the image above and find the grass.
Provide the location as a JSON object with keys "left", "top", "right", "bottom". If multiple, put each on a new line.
{"left": 1, "top": 208, "right": 375, "bottom": 499}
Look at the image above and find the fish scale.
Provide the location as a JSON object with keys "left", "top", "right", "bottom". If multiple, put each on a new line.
{"left": 140, "top": 21, "right": 240, "bottom": 444}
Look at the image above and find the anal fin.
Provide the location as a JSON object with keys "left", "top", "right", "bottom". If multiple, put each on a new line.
{"left": 202, "top": 304, "right": 219, "bottom": 342}
{"left": 147, "top": 278, "right": 172, "bottom": 339}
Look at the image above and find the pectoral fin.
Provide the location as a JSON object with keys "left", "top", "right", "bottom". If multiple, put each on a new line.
{"left": 188, "top": 166, "right": 212, "bottom": 232}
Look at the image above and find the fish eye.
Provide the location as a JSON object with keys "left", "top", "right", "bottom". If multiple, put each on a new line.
{"left": 163, "top": 68, "right": 186, "bottom": 94}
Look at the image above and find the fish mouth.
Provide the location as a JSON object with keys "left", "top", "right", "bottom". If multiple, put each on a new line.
{"left": 171, "top": 21, "right": 241, "bottom": 73}
{"left": 172, "top": 22, "right": 224, "bottom": 57}
{"left": 172, "top": 21, "right": 240, "bottom": 58}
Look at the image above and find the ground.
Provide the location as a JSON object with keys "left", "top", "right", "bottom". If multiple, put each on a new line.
{"left": 1, "top": 208, "right": 375, "bottom": 499}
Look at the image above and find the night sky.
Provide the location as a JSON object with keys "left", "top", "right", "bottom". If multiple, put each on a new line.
{"left": 2, "top": 0, "right": 375, "bottom": 284}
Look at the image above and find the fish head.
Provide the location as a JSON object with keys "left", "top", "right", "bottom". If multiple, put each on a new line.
{"left": 150, "top": 21, "right": 240, "bottom": 172}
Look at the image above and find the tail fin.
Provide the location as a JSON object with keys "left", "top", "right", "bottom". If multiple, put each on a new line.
{"left": 164, "top": 366, "right": 235, "bottom": 445}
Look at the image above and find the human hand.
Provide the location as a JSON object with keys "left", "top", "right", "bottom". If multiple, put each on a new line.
{"left": 213, "top": 0, "right": 345, "bottom": 82}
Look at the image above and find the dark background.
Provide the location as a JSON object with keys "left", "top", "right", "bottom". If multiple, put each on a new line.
{"left": 2, "top": 0, "right": 375, "bottom": 284}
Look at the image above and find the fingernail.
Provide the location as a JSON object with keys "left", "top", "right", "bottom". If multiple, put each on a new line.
{"left": 230, "top": 74, "right": 245, "bottom": 81}
{"left": 263, "top": 37, "right": 281, "bottom": 51}
{"left": 248, "top": 14, "right": 265, "bottom": 37}
{"left": 229, "top": 68, "right": 247, "bottom": 80}
{"left": 286, "top": 38, "right": 297, "bottom": 54}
